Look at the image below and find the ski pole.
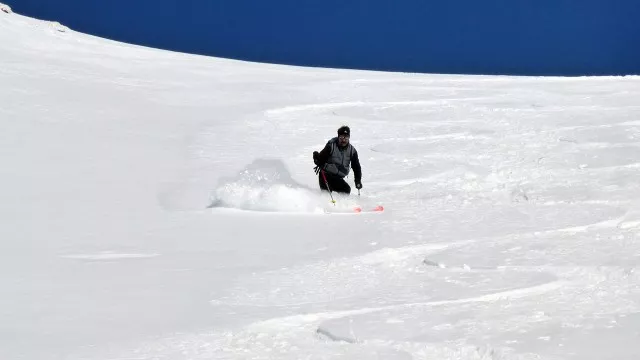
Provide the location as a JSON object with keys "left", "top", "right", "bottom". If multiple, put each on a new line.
{"left": 320, "top": 170, "right": 336, "bottom": 204}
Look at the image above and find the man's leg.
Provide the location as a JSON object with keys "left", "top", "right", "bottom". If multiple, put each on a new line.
{"left": 327, "top": 176, "right": 351, "bottom": 194}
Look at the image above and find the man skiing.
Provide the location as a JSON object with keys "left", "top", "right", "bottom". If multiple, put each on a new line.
{"left": 313, "top": 125, "right": 362, "bottom": 195}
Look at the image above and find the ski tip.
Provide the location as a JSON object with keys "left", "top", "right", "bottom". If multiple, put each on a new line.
{"left": 352, "top": 205, "right": 384, "bottom": 213}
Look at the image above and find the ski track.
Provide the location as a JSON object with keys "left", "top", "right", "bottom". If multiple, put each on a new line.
{"left": 60, "top": 253, "right": 160, "bottom": 261}
{"left": 201, "top": 262, "right": 638, "bottom": 360}
{"left": 249, "top": 279, "right": 565, "bottom": 338}
{"left": 124, "top": 276, "right": 565, "bottom": 359}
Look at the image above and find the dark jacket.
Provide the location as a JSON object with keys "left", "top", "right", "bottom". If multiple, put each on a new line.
{"left": 314, "top": 137, "right": 362, "bottom": 183}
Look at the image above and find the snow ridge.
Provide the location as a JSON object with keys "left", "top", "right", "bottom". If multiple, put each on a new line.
{"left": 0, "top": 3, "right": 12, "bottom": 14}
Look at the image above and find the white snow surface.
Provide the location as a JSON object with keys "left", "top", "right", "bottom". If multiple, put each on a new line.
{"left": 2, "top": 10, "right": 640, "bottom": 360}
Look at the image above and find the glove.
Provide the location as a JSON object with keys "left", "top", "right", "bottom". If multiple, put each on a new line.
{"left": 314, "top": 166, "right": 321, "bottom": 175}
{"left": 312, "top": 151, "right": 320, "bottom": 165}
{"left": 355, "top": 182, "right": 362, "bottom": 190}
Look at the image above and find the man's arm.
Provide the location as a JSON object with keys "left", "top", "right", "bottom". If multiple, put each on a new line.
{"left": 351, "top": 149, "right": 362, "bottom": 184}
{"left": 313, "top": 142, "right": 332, "bottom": 167}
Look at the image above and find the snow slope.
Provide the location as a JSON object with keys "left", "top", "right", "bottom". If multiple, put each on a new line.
{"left": 2, "top": 7, "right": 640, "bottom": 360}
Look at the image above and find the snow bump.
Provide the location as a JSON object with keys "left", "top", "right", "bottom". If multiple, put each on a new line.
{"left": 0, "top": 3, "right": 12, "bottom": 14}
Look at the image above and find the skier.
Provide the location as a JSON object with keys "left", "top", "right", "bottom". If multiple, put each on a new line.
{"left": 313, "top": 125, "right": 362, "bottom": 195}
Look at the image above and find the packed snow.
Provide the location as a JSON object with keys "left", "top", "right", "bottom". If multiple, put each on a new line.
{"left": 2, "top": 7, "right": 640, "bottom": 360}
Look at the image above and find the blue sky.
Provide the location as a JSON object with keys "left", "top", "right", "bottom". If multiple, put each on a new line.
{"left": 8, "top": 0, "right": 640, "bottom": 75}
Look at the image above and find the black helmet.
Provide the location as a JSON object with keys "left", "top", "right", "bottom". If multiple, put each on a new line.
{"left": 337, "top": 126, "right": 350, "bottom": 136}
